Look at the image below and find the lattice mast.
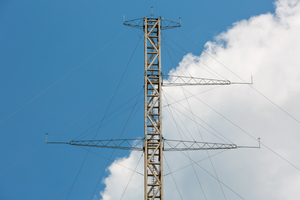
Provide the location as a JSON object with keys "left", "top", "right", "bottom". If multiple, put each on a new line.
{"left": 143, "top": 17, "right": 163, "bottom": 200}
{"left": 124, "top": 15, "right": 181, "bottom": 200}
{"left": 47, "top": 13, "right": 257, "bottom": 200}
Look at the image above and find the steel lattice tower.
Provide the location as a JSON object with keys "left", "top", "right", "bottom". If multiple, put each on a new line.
{"left": 48, "top": 14, "right": 257, "bottom": 200}
{"left": 124, "top": 16, "right": 181, "bottom": 200}
{"left": 143, "top": 17, "right": 163, "bottom": 200}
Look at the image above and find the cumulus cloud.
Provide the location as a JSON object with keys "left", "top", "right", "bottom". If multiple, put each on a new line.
{"left": 100, "top": 0, "right": 300, "bottom": 199}
{"left": 100, "top": 152, "right": 144, "bottom": 200}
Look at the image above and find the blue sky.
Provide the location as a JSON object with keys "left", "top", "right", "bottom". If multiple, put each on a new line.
{"left": 3, "top": 0, "right": 300, "bottom": 200}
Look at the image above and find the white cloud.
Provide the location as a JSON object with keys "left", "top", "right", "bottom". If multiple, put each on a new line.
{"left": 99, "top": 151, "right": 144, "bottom": 200}
{"left": 100, "top": 0, "right": 300, "bottom": 199}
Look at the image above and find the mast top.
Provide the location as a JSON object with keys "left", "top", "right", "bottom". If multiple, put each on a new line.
{"left": 123, "top": 15, "right": 181, "bottom": 30}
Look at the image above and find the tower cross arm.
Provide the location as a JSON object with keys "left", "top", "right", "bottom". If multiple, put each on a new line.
{"left": 163, "top": 138, "right": 260, "bottom": 151}
{"left": 160, "top": 18, "right": 181, "bottom": 30}
{"left": 47, "top": 137, "right": 260, "bottom": 151}
{"left": 162, "top": 74, "right": 253, "bottom": 86}
{"left": 70, "top": 138, "right": 144, "bottom": 150}
{"left": 123, "top": 17, "right": 144, "bottom": 29}
{"left": 47, "top": 138, "right": 144, "bottom": 151}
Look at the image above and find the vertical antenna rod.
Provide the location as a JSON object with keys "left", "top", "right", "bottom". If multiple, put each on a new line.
{"left": 151, "top": 7, "right": 154, "bottom": 18}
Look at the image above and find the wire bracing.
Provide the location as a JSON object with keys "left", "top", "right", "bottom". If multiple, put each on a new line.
{"left": 163, "top": 96, "right": 208, "bottom": 200}
{"left": 164, "top": 29, "right": 300, "bottom": 173}
{"left": 175, "top": 29, "right": 300, "bottom": 126}
{"left": 0, "top": 27, "right": 132, "bottom": 126}
{"left": 162, "top": 33, "right": 228, "bottom": 81}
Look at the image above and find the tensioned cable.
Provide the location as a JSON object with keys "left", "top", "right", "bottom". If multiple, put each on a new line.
{"left": 111, "top": 87, "right": 144, "bottom": 140}
{"left": 67, "top": 34, "right": 143, "bottom": 199}
{"left": 47, "top": 72, "right": 143, "bottom": 142}
{"left": 164, "top": 95, "right": 208, "bottom": 200}
{"left": 176, "top": 29, "right": 300, "bottom": 125}
{"left": 82, "top": 146, "right": 143, "bottom": 176}
{"left": 134, "top": 20, "right": 248, "bottom": 198}
{"left": 66, "top": 150, "right": 89, "bottom": 199}
{"left": 52, "top": 161, "right": 107, "bottom": 200}
{"left": 90, "top": 89, "right": 144, "bottom": 199}
{"left": 68, "top": 88, "right": 142, "bottom": 200}
{"left": 0, "top": 27, "right": 131, "bottom": 126}
{"left": 0, "top": 142, "right": 46, "bottom": 176}
{"left": 178, "top": 150, "right": 245, "bottom": 200}
{"left": 76, "top": 99, "right": 143, "bottom": 141}
{"left": 89, "top": 85, "right": 143, "bottom": 199}
{"left": 163, "top": 93, "right": 195, "bottom": 141}
{"left": 93, "top": 31, "right": 143, "bottom": 140}
{"left": 0, "top": 28, "right": 136, "bottom": 177}
{"left": 163, "top": 93, "right": 230, "bottom": 142}
{"left": 75, "top": 91, "right": 143, "bottom": 140}
{"left": 69, "top": 90, "right": 141, "bottom": 200}
{"left": 0, "top": 71, "right": 143, "bottom": 177}
{"left": 169, "top": 104, "right": 196, "bottom": 140}
{"left": 90, "top": 153, "right": 121, "bottom": 200}
{"left": 162, "top": 33, "right": 227, "bottom": 80}
{"left": 163, "top": 38, "right": 244, "bottom": 144}
{"left": 91, "top": 39, "right": 143, "bottom": 198}
{"left": 181, "top": 87, "right": 227, "bottom": 200}
{"left": 186, "top": 153, "right": 208, "bottom": 200}
{"left": 166, "top": 37, "right": 230, "bottom": 140}
{"left": 89, "top": 99, "right": 143, "bottom": 199}
{"left": 167, "top": 101, "right": 232, "bottom": 143}
{"left": 165, "top": 27, "right": 299, "bottom": 172}
{"left": 51, "top": 149, "right": 127, "bottom": 200}
{"left": 164, "top": 149, "right": 229, "bottom": 177}
{"left": 162, "top": 85, "right": 223, "bottom": 108}
{"left": 161, "top": 49, "right": 210, "bottom": 199}
{"left": 164, "top": 99, "right": 232, "bottom": 194}
{"left": 162, "top": 36, "right": 232, "bottom": 143}
{"left": 162, "top": 40, "right": 194, "bottom": 79}
{"left": 163, "top": 93, "right": 192, "bottom": 140}
{"left": 164, "top": 92, "right": 227, "bottom": 199}
{"left": 75, "top": 89, "right": 144, "bottom": 141}
{"left": 163, "top": 42, "right": 228, "bottom": 198}
{"left": 163, "top": 155, "right": 184, "bottom": 200}
{"left": 183, "top": 88, "right": 300, "bottom": 172}
{"left": 119, "top": 152, "right": 143, "bottom": 200}
{"left": 162, "top": 43, "right": 233, "bottom": 144}
{"left": 163, "top": 92, "right": 233, "bottom": 144}
{"left": 169, "top": 31, "right": 227, "bottom": 80}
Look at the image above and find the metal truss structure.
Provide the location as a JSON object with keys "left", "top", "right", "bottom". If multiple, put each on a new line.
{"left": 48, "top": 14, "right": 257, "bottom": 200}
{"left": 123, "top": 16, "right": 242, "bottom": 200}
{"left": 162, "top": 74, "right": 231, "bottom": 86}
{"left": 49, "top": 138, "right": 240, "bottom": 151}
{"left": 131, "top": 16, "right": 166, "bottom": 200}
{"left": 161, "top": 74, "right": 252, "bottom": 86}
